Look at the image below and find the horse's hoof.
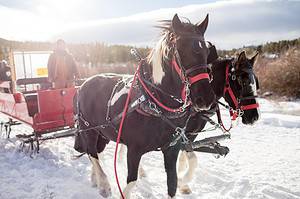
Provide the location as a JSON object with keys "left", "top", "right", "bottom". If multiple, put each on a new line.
{"left": 180, "top": 185, "right": 192, "bottom": 195}
{"left": 99, "top": 187, "right": 112, "bottom": 198}
{"left": 167, "top": 195, "right": 176, "bottom": 199}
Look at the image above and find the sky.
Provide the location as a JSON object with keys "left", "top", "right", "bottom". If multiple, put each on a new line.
{"left": 0, "top": 0, "right": 299, "bottom": 49}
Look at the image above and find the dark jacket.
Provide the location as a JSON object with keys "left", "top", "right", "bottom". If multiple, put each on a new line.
{"left": 0, "top": 62, "right": 12, "bottom": 81}
{"left": 47, "top": 50, "right": 79, "bottom": 82}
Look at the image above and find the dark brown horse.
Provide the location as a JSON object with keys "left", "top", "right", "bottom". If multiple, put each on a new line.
{"left": 74, "top": 14, "right": 216, "bottom": 198}
{"left": 175, "top": 51, "right": 260, "bottom": 194}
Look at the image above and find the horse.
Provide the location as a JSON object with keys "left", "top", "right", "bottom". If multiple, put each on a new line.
{"left": 74, "top": 14, "right": 216, "bottom": 198}
{"left": 176, "top": 51, "right": 260, "bottom": 194}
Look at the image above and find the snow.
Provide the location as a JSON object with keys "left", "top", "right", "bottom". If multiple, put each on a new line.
{"left": 0, "top": 98, "right": 300, "bottom": 199}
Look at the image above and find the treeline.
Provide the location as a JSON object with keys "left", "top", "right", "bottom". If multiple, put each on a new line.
{"left": 1, "top": 37, "right": 299, "bottom": 97}
{"left": 1, "top": 37, "right": 300, "bottom": 65}
{"left": 218, "top": 38, "right": 300, "bottom": 57}
{"left": 0, "top": 38, "right": 150, "bottom": 67}
{"left": 67, "top": 43, "right": 150, "bottom": 67}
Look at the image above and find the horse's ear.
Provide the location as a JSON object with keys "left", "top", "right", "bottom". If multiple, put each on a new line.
{"left": 237, "top": 51, "right": 247, "bottom": 62}
{"left": 250, "top": 52, "right": 259, "bottom": 65}
{"left": 172, "top": 14, "right": 182, "bottom": 34}
{"left": 235, "top": 51, "right": 247, "bottom": 69}
{"left": 197, "top": 14, "right": 209, "bottom": 34}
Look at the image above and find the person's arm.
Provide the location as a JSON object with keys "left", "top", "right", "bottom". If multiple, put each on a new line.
{"left": 47, "top": 54, "right": 55, "bottom": 82}
{"left": 69, "top": 54, "right": 80, "bottom": 79}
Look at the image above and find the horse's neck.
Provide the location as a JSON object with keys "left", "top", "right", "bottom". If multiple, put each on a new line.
{"left": 155, "top": 62, "right": 183, "bottom": 107}
{"left": 211, "top": 60, "right": 229, "bottom": 100}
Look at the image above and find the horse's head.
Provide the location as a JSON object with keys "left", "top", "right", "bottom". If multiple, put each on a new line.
{"left": 148, "top": 14, "right": 216, "bottom": 111}
{"left": 226, "top": 51, "right": 260, "bottom": 124}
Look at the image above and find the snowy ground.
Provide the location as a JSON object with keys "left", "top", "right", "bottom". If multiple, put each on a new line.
{"left": 0, "top": 98, "right": 300, "bottom": 199}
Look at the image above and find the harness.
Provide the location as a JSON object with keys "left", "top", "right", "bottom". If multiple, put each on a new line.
{"left": 76, "top": 47, "right": 212, "bottom": 152}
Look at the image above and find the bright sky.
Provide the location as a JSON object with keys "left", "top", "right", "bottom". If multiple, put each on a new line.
{"left": 0, "top": 0, "right": 299, "bottom": 49}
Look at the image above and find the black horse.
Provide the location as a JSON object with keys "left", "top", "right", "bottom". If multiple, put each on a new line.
{"left": 175, "top": 51, "right": 260, "bottom": 194}
{"left": 74, "top": 14, "right": 216, "bottom": 198}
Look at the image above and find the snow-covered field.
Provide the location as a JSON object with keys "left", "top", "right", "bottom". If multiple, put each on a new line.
{"left": 0, "top": 98, "right": 300, "bottom": 199}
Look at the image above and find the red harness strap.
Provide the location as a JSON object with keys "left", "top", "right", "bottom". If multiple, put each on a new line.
{"left": 171, "top": 57, "right": 210, "bottom": 84}
{"left": 137, "top": 69, "right": 186, "bottom": 113}
{"left": 172, "top": 57, "right": 210, "bottom": 102}
{"left": 189, "top": 73, "right": 210, "bottom": 85}
{"left": 240, "top": 103, "right": 259, "bottom": 110}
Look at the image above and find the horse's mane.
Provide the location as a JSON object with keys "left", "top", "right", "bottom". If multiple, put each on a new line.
{"left": 147, "top": 21, "right": 172, "bottom": 84}
{"left": 147, "top": 19, "right": 197, "bottom": 84}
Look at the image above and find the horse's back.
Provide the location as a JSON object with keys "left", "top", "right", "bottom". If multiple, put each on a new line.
{"left": 78, "top": 74, "right": 125, "bottom": 124}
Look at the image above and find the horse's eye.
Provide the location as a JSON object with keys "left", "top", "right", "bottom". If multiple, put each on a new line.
{"left": 198, "top": 41, "right": 203, "bottom": 48}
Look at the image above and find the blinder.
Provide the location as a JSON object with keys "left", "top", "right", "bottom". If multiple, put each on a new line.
{"left": 192, "top": 40, "right": 218, "bottom": 64}
{"left": 207, "top": 44, "right": 218, "bottom": 64}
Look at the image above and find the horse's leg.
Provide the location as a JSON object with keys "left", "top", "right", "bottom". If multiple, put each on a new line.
{"left": 163, "top": 144, "right": 181, "bottom": 198}
{"left": 123, "top": 147, "right": 142, "bottom": 199}
{"left": 177, "top": 151, "right": 188, "bottom": 175}
{"left": 89, "top": 154, "right": 112, "bottom": 197}
{"left": 178, "top": 151, "right": 198, "bottom": 194}
{"left": 119, "top": 144, "right": 146, "bottom": 179}
{"left": 91, "top": 164, "right": 97, "bottom": 187}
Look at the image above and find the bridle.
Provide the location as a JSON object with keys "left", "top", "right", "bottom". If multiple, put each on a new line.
{"left": 137, "top": 37, "right": 212, "bottom": 114}
{"left": 218, "top": 62, "right": 259, "bottom": 124}
{"left": 172, "top": 49, "right": 210, "bottom": 104}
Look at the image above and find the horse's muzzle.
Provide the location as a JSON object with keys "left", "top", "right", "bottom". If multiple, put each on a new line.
{"left": 193, "top": 94, "right": 216, "bottom": 112}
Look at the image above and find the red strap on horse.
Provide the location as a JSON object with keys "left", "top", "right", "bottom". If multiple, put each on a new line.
{"left": 114, "top": 63, "right": 142, "bottom": 199}
{"left": 172, "top": 57, "right": 210, "bottom": 103}
{"left": 137, "top": 68, "right": 187, "bottom": 113}
{"left": 223, "top": 86, "right": 239, "bottom": 108}
{"left": 240, "top": 103, "right": 259, "bottom": 110}
{"left": 172, "top": 57, "right": 210, "bottom": 85}
{"left": 216, "top": 106, "right": 233, "bottom": 132}
{"left": 189, "top": 73, "right": 210, "bottom": 85}
{"left": 223, "top": 64, "right": 239, "bottom": 108}
{"left": 172, "top": 58, "right": 184, "bottom": 80}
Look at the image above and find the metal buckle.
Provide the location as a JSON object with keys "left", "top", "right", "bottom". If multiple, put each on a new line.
{"left": 237, "top": 109, "right": 244, "bottom": 117}
{"left": 181, "top": 81, "right": 191, "bottom": 111}
{"left": 169, "top": 126, "right": 188, "bottom": 147}
{"left": 175, "top": 127, "right": 189, "bottom": 144}
{"left": 149, "top": 101, "right": 161, "bottom": 115}
{"left": 231, "top": 74, "right": 236, "bottom": 81}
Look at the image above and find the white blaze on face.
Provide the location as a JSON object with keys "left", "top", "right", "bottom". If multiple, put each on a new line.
{"left": 249, "top": 74, "right": 258, "bottom": 95}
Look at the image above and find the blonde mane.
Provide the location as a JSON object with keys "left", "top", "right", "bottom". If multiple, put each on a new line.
{"left": 147, "top": 31, "right": 173, "bottom": 84}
